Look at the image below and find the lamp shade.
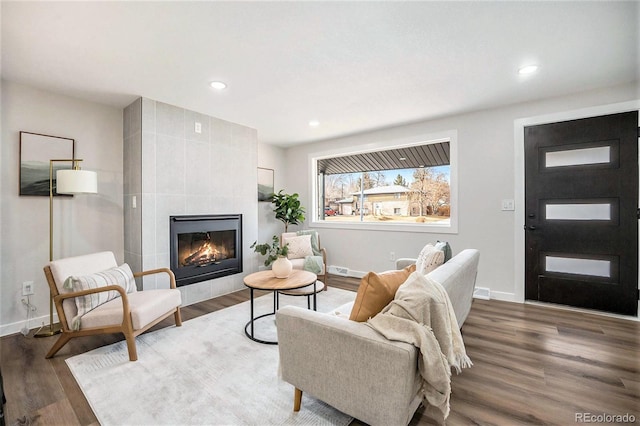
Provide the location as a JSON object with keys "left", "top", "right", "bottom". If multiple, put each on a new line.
{"left": 56, "top": 169, "right": 98, "bottom": 194}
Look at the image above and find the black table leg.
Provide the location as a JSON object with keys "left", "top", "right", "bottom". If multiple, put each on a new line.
{"left": 313, "top": 280, "right": 318, "bottom": 311}
{"left": 244, "top": 288, "right": 279, "bottom": 345}
{"left": 250, "top": 288, "right": 254, "bottom": 338}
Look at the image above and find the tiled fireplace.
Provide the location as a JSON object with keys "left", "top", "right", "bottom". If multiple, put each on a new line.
{"left": 123, "top": 97, "right": 258, "bottom": 305}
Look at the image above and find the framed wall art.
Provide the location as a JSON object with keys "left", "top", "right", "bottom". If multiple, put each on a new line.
{"left": 257, "top": 167, "right": 274, "bottom": 202}
{"left": 19, "top": 131, "right": 75, "bottom": 196}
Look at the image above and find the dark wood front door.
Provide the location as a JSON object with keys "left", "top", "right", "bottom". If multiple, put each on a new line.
{"left": 524, "top": 111, "right": 638, "bottom": 316}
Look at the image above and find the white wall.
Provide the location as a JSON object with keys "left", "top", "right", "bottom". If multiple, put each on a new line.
{"left": 1, "top": 80, "right": 124, "bottom": 335}
{"left": 257, "top": 142, "right": 287, "bottom": 244}
{"left": 284, "top": 82, "right": 639, "bottom": 303}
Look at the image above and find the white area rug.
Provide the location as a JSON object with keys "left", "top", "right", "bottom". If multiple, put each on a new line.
{"left": 66, "top": 287, "right": 356, "bottom": 426}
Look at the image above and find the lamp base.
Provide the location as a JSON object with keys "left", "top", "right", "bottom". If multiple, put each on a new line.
{"left": 34, "top": 322, "right": 62, "bottom": 338}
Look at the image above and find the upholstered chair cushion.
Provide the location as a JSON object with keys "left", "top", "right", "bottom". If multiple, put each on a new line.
{"left": 349, "top": 265, "right": 416, "bottom": 322}
{"left": 283, "top": 234, "right": 313, "bottom": 260}
{"left": 78, "top": 289, "right": 182, "bottom": 330}
{"left": 415, "top": 244, "right": 445, "bottom": 275}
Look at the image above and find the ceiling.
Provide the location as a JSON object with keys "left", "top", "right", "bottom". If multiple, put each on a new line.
{"left": 2, "top": 2, "right": 638, "bottom": 147}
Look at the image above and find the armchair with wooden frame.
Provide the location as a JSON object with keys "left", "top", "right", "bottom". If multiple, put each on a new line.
{"left": 280, "top": 231, "right": 328, "bottom": 286}
{"left": 43, "top": 251, "right": 182, "bottom": 361}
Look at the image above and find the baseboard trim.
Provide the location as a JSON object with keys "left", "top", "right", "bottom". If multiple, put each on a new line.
{"left": 0, "top": 312, "right": 59, "bottom": 337}
{"left": 485, "top": 290, "right": 516, "bottom": 302}
{"left": 328, "top": 266, "right": 366, "bottom": 279}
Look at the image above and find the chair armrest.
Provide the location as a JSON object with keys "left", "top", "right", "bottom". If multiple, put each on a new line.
{"left": 276, "top": 306, "right": 419, "bottom": 425}
{"left": 54, "top": 285, "right": 132, "bottom": 330}
{"left": 134, "top": 267, "right": 177, "bottom": 289}
{"left": 320, "top": 247, "right": 327, "bottom": 265}
{"left": 395, "top": 258, "right": 416, "bottom": 270}
{"left": 55, "top": 284, "right": 127, "bottom": 302}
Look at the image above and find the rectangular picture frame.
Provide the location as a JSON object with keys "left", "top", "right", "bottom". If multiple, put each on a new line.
{"left": 257, "top": 167, "right": 274, "bottom": 202}
{"left": 19, "top": 131, "right": 75, "bottom": 196}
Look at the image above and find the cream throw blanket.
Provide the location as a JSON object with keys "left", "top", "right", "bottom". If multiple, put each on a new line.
{"left": 366, "top": 271, "right": 472, "bottom": 424}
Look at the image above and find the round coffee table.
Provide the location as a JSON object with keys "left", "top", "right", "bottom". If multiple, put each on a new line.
{"left": 243, "top": 269, "right": 317, "bottom": 344}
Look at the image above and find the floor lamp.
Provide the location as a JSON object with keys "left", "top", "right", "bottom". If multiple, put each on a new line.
{"left": 34, "top": 158, "right": 98, "bottom": 338}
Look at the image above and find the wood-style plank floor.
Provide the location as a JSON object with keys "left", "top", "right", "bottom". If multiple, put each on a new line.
{"left": 1, "top": 275, "right": 638, "bottom": 425}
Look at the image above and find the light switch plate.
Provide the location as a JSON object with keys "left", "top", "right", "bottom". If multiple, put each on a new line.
{"left": 501, "top": 199, "right": 515, "bottom": 211}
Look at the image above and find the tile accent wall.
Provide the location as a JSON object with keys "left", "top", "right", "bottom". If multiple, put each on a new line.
{"left": 123, "top": 97, "right": 258, "bottom": 305}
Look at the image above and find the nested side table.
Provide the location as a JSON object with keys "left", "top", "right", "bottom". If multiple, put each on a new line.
{"left": 243, "top": 269, "right": 317, "bottom": 344}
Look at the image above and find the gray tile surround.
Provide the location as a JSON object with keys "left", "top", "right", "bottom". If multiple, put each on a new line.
{"left": 123, "top": 97, "right": 258, "bottom": 305}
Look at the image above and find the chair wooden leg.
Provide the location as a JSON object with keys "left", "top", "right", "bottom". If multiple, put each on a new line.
{"left": 293, "top": 388, "right": 302, "bottom": 412}
{"left": 174, "top": 307, "right": 183, "bottom": 326}
{"left": 124, "top": 331, "right": 138, "bottom": 361}
{"left": 45, "top": 333, "right": 72, "bottom": 359}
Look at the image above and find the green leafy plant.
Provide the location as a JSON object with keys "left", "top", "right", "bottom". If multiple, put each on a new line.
{"left": 272, "top": 190, "right": 306, "bottom": 232}
{"left": 251, "top": 235, "right": 290, "bottom": 267}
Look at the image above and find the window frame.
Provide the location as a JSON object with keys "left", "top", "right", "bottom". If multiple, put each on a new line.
{"left": 309, "top": 130, "right": 458, "bottom": 234}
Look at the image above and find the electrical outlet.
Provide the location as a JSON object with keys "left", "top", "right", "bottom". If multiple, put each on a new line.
{"left": 195, "top": 122, "right": 202, "bottom": 134}
{"left": 390, "top": 251, "right": 396, "bottom": 261}
{"left": 22, "top": 281, "right": 34, "bottom": 296}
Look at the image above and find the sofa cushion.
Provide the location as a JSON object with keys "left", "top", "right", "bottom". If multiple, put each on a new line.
{"left": 283, "top": 234, "right": 313, "bottom": 260}
{"left": 415, "top": 244, "right": 445, "bottom": 274}
{"left": 349, "top": 265, "right": 416, "bottom": 322}
{"left": 64, "top": 263, "right": 137, "bottom": 330}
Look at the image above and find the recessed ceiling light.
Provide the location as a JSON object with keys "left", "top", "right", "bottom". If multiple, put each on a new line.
{"left": 209, "top": 81, "right": 227, "bottom": 90}
{"left": 399, "top": 157, "right": 407, "bottom": 161}
{"left": 518, "top": 65, "right": 538, "bottom": 75}
{"left": 308, "top": 120, "right": 320, "bottom": 127}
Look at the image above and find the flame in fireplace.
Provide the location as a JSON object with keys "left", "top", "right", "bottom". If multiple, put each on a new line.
{"left": 179, "top": 232, "right": 234, "bottom": 267}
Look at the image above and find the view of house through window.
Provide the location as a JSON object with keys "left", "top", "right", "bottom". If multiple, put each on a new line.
{"left": 315, "top": 141, "right": 452, "bottom": 226}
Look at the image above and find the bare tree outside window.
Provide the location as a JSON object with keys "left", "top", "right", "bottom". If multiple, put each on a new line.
{"left": 321, "top": 166, "right": 450, "bottom": 224}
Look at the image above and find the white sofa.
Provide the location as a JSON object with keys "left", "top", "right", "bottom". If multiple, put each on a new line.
{"left": 276, "top": 249, "right": 480, "bottom": 426}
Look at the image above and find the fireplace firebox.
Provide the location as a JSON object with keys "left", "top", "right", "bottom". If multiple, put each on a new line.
{"left": 169, "top": 214, "right": 242, "bottom": 286}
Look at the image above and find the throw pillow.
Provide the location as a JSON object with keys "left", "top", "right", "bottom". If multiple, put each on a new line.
{"left": 415, "top": 244, "right": 445, "bottom": 275}
{"left": 349, "top": 264, "right": 416, "bottom": 322}
{"left": 296, "top": 230, "right": 321, "bottom": 256}
{"left": 284, "top": 234, "right": 313, "bottom": 260}
{"left": 64, "top": 263, "right": 137, "bottom": 330}
{"left": 435, "top": 240, "right": 453, "bottom": 263}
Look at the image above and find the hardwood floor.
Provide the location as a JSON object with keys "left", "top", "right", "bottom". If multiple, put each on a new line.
{"left": 2, "top": 275, "right": 638, "bottom": 425}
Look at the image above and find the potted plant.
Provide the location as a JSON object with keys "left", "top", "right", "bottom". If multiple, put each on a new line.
{"left": 271, "top": 190, "right": 306, "bottom": 232}
{"left": 251, "top": 235, "right": 292, "bottom": 278}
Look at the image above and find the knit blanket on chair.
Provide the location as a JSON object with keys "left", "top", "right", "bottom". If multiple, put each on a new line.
{"left": 366, "top": 271, "right": 472, "bottom": 424}
{"left": 302, "top": 255, "right": 323, "bottom": 274}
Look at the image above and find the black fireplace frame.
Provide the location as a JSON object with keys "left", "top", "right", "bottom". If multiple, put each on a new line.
{"left": 169, "top": 214, "right": 243, "bottom": 286}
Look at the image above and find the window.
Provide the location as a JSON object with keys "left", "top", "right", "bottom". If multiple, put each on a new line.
{"left": 310, "top": 131, "right": 458, "bottom": 233}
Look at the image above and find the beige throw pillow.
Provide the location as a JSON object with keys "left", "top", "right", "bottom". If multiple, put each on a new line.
{"left": 63, "top": 263, "right": 137, "bottom": 330}
{"left": 284, "top": 234, "right": 313, "bottom": 260}
{"left": 415, "top": 244, "right": 445, "bottom": 274}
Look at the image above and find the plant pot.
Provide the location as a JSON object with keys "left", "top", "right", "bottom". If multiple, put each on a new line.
{"left": 272, "top": 256, "right": 293, "bottom": 278}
